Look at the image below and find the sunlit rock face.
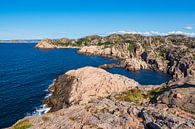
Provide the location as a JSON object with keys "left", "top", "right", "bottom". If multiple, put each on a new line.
{"left": 35, "top": 39, "right": 56, "bottom": 49}
{"left": 44, "top": 66, "right": 139, "bottom": 112}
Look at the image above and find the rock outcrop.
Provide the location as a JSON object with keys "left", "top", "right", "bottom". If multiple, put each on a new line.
{"left": 44, "top": 67, "right": 139, "bottom": 112}
{"left": 158, "top": 75, "right": 195, "bottom": 114}
{"left": 10, "top": 96, "right": 195, "bottom": 129}
{"left": 9, "top": 67, "right": 195, "bottom": 129}
{"left": 78, "top": 46, "right": 115, "bottom": 58}
{"left": 35, "top": 34, "right": 195, "bottom": 79}
{"left": 77, "top": 34, "right": 195, "bottom": 79}
{"left": 35, "top": 39, "right": 56, "bottom": 49}
{"left": 78, "top": 46, "right": 149, "bottom": 71}
{"left": 122, "top": 58, "right": 148, "bottom": 71}
{"left": 35, "top": 38, "right": 78, "bottom": 49}
{"left": 29, "top": 34, "right": 195, "bottom": 128}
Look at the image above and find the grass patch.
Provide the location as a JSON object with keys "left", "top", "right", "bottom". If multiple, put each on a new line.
{"left": 115, "top": 87, "right": 163, "bottom": 103}
{"left": 13, "top": 119, "right": 32, "bottom": 129}
{"left": 115, "top": 88, "right": 145, "bottom": 103}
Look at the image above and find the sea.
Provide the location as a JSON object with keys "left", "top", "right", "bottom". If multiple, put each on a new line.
{"left": 0, "top": 43, "right": 171, "bottom": 128}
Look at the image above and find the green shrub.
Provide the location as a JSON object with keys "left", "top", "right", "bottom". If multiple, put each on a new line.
{"left": 148, "top": 87, "right": 161, "bottom": 99}
{"left": 76, "top": 39, "right": 86, "bottom": 46}
{"left": 97, "top": 42, "right": 113, "bottom": 46}
{"left": 115, "top": 87, "right": 163, "bottom": 103}
{"left": 51, "top": 41, "right": 68, "bottom": 46}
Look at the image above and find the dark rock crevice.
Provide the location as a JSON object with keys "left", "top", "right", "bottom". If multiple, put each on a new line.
{"left": 44, "top": 74, "right": 76, "bottom": 112}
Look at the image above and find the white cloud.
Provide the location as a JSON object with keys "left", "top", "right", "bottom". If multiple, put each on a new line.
{"left": 110, "top": 30, "right": 195, "bottom": 37}
{"left": 184, "top": 26, "right": 193, "bottom": 30}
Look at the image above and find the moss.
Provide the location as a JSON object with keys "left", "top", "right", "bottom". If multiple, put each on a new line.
{"left": 13, "top": 119, "right": 32, "bottom": 129}
{"left": 115, "top": 88, "right": 145, "bottom": 102}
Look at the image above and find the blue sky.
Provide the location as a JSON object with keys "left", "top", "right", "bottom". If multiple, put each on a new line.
{"left": 0, "top": 0, "right": 195, "bottom": 39}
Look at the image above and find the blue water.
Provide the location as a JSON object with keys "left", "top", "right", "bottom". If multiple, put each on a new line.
{"left": 107, "top": 68, "right": 171, "bottom": 85}
{"left": 0, "top": 43, "right": 171, "bottom": 128}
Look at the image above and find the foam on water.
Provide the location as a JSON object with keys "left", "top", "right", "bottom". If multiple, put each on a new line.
{"left": 32, "top": 104, "right": 51, "bottom": 115}
{"left": 44, "top": 93, "right": 52, "bottom": 99}
{"left": 44, "top": 79, "right": 56, "bottom": 92}
{"left": 32, "top": 80, "right": 56, "bottom": 115}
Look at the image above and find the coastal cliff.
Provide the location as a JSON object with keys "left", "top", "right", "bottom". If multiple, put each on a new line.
{"left": 35, "top": 34, "right": 195, "bottom": 79}
{"left": 9, "top": 67, "right": 195, "bottom": 129}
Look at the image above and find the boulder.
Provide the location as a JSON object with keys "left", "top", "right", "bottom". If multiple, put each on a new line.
{"left": 158, "top": 76, "right": 195, "bottom": 113}
{"left": 45, "top": 67, "right": 139, "bottom": 112}
{"left": 122, "top": 58, "right": 148, "bottom": 71}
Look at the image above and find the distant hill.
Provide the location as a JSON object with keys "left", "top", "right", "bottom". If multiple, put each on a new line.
{"left": 0, "top": 39, "right": 41, "bottom": 43}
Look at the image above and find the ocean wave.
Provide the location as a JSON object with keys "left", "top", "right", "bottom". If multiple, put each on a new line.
{"left": 44, "top": 79, "right": 56, "bottom": 92}
{"left": 30, "top": 79, "right": 56, "bottom": 116}
{"left": 44, "top": 93, "right": 52, "bottom": 99}
{"left": 32, "top": 104, "right": 51, "bottom": 115}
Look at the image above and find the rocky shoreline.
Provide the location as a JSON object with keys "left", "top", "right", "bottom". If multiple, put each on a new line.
{"left": 9, "top": 34, "right": 195, "bottom": 129}
{"left": 35, "top": 34, "right": 195, "bottom": 79}
{"left": 9, "top": 66, "right": 195, "bottom": 129}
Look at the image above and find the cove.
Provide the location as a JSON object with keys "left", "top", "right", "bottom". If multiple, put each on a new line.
{"left": 0, "top": 43, "right": 171, "bottom": 128}
{"left": 107, "top": 68, "right": 172, "bottom": 85}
